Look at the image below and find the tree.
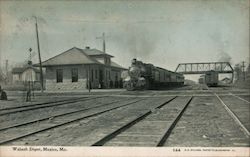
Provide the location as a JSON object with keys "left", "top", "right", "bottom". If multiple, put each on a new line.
{"left": 234, "top": 64, "right": 242, "bottom": 81}
{"left": 0, "top": 68, "right": 4, "bottom": 82}
{"left": 246, "top": 64, "right": 250, "bottom": 81}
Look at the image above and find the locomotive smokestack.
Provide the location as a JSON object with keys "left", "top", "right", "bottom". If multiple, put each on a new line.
{"left": 132, "top": 58, "right": 137, "bottom": 64}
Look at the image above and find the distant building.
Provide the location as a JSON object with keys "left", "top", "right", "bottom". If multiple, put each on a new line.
{"left": 39, "top": 47, "right": 126, "bottom": 91}
{"left": 221, "top": 77, "right": 231, "bottom": 84}
{"left": 12, "top": 61, "right": 40, "bottom": 84}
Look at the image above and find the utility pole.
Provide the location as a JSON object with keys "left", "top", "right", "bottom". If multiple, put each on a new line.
{"left": 0, "top": 51, "right": 1, "bottom": 70}
{"left": 242, "top": 61, "right": 245, "bottom": 81}
{"left": 96, "top": 33, "right": 106, "bottom": 53}
{"left": 96, "top": 33, "right": 109, "bottom": 89}
{"left": 5, "top": 60, "right": 8, "bottom": 84}
{"left": 5, "top": 60, "right": 8, "bottom": 76}
{"left": 35, "top": 16, "right": 44, "bottom": 93}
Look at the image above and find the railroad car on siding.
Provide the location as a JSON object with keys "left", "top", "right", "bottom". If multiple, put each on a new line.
{"left": 205, "top": 70, "right": 218, "bottom": 86}
{"left": 122, "top": 59, "right": 184, "bottom": 90}
{"left": 198, "top": 70, "right": 218, "bottom": 86}
{"left": 198, "top": 75, "right": 205, "bottom": 84}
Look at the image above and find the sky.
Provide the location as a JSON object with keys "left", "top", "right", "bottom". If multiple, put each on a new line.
{"left": 0, "top": 0, "right": 249, "bottom": 74}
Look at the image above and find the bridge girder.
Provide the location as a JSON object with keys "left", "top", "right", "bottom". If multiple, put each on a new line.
{"left": 175, "top": 62, "right": 234, "bottom": 83}
{"left": 175, "top": 62, "right": 234, "bottom": 74}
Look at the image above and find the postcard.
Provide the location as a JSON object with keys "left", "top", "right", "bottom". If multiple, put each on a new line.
{"left": 0, "top": 0, "right": 249, "bottom": 157}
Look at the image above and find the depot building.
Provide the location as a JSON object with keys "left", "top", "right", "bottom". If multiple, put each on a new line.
{"left": 38, "top": 47, "right": 126, "bottom": 91}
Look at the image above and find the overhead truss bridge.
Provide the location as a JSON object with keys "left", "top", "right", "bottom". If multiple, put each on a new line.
{"left": 175, "top": 62, "right": 234, "bottom": 74}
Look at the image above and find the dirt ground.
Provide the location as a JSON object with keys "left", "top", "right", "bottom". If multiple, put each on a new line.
{"left": 0, "top": 84, "right": 249, "bottom": 147}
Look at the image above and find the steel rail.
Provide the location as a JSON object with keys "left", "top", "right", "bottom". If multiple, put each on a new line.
{"left": 91, "top": 96, "right": 177, "bottom": 146}
{"left": 204, "top": 86, "right": 249, "bottom": 137}
{"left": 215, "top": 93, "right": 250, "bottom": 137}
{"left": 229, "top": 93, "right": 250, "bottom": 104}
{"left": 0, "top": 98, "right": 144, "bottom": 145}
{"left": 0, "top": 99, "right": 122, "bottom": 131}
{"left": 0, "top": 97, "right": 87, "bottom": 111}
{"left": 0, "top": 96, "right": 105, "bottom": 116}
{"left": 156, "top": 96, "right": 193, "bottom": 146}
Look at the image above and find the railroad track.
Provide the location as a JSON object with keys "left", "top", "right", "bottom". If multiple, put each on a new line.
{"left": 0, "top": 98, "right": 121, "bottom": 131}
{"left": 204, "top": 86, "right": 250, "bottom": 137}
{"left": 0, "top": 96, "right": 105, "bottom": 116}
{"left": 91, "top": 96, "right": 193, "bottom": 146}
{"left": 0, "top": 97, "right": 87, "bottom": 111}
{"left": 215, "top": 93, "right": 250, "bottom": 137}
{"left": 2, "top": 88, "right": 248, "bottom": 146}
{"left": 0, "top": 97, "right": 145, "bottom": 145}
{"left": 229, "top": 93, "right": 250, "bottom": 104}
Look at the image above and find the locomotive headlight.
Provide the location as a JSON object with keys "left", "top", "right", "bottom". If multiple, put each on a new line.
{"left": 124, "top": 76, "right": 131, "bottom": 81}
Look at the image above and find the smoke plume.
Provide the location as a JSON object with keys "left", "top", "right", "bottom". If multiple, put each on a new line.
{"left": 217, "top": 52, "right": 232, "bottom": 63}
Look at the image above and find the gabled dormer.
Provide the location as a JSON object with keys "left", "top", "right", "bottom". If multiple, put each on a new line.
{"left": 83, "top": 46, "right": 113, "bottom": 65}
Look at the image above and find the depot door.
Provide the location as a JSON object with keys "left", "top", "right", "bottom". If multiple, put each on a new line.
{"left": 99, "top": 69, "right": 103, "bottom": 88}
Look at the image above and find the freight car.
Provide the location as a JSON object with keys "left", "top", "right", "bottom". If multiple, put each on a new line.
{"left": 205, "top": 70, "right": 218, "bottom": 86}
{"left": 122, "top": 59, "right": 184, "bottom": 90}
{"left": 198, "top": 70, "right": 218, "bottom": 87}
{"left": 198, "top": 75, "right": 205, "bottom": 84}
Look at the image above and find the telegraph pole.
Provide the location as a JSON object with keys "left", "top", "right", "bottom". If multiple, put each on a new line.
{"left": 5, "top": 60, "right": 8, "bottom": 84}
{"left": 96, "top": 33, "right": 108, "bottom": 89}
{"left": 96, "top": 33, "right": 106, "bottom": 53}
{"left": 5, "top": 60, "right": 8, "bottom": 76}
{"left": 102, "top": 33, "right": 105, "bottom": 53}
{"left": 35, "top": 16, "right": 44, "bottom": 93}
{"left": 242, "top": 61, "right": 245, "bottom": 81}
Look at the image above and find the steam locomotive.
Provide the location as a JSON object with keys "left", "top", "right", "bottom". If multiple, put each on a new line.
{"left": 122, "top": 59, "right": 184, "bottom": 90}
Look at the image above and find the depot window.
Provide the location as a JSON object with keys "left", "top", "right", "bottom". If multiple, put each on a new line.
{"left": 72, "top": 68, "right": 78, "bottom": 82}
{"left": 56, "top": 69, "right": 63, "bottom": 83}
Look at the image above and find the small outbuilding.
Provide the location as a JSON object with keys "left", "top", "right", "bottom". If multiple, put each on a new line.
{"left": 12, "top": 61, "right": 41, "bottom": 84}
{"left": 221, "top": 77, "right": 231, "bottom": 84}
{"left": 40, "top": 47, "right": 126, "bottom": 91}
